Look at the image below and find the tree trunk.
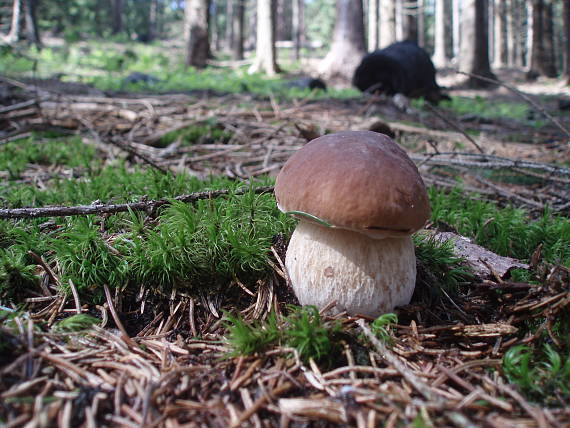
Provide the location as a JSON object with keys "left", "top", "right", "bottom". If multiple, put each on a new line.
{"left": 149, "top": 0, "right": 158, "bottom": 42}
{"left": 292, "top": 0, "right": 304, "bottom": 60}
{"left": 562, "top": 0, "right": 570, "bottom": 85}
{"left": 452, "top": 0, "right": 461, "bottom": 59}
{"left": 493, "top": 0, "right": 508, "bottom": 67}
{"left": 432, "top": 0, "right": 449, "bottom": 67}
{"left": 379, "top": 0, "right": 396, "bottom": 47}
{"left": 226, "top": 0, "right": 234, "bottom": 51}
{"left": 508, "top": 0, "right": 523, "bottom": 67}
{"left": 319, "top": 0, "right": 366, "bottom": 79}
{"left": 111, "top": 0, "right": 123, "bottom": 35}
{"left": 417, "top": 0, "right": 425, "bottom": 47}
{"left": 248, "top": 0, "right": 280, "bottom": 75}
{"left": 23, "top": 0, "right": 40, "bottom": 48}
{"left": 232, "top": 0, "right": 245, "bottom": 60}
{"left": 6, "top": 0, "right": 22, "bottom": 43}
{"left": 368, "top": 0, "right": 378, "bottom": 51}
{"left": 459, "top": 0, "right": 496, "bottom": 87}
{"left": 529, "top": 0, "right": 557, "bottom": 77}
{"left": 184, "top": 0, "right": 209, "bottom": 68}
{"left": 401, "top": 0, "right": 418, "bottom": 43}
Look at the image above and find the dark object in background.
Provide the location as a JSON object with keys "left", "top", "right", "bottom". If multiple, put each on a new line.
{"left": 286, "top": 77, "right": 327, "bottom": 91}
{"left": 353, "top": 41, "right": 447, "bottom": 104}
{"left": 367, "top": 120, "right": 395, "bottom": 139}
{"left": 123, "top": 72, "right": 161, "bottom": 86}
{"left": 558, "top": 98, "right": 570, "bottom": 111}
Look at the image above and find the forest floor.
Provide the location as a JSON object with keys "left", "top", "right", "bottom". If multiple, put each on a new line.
{"left": 1, "top": 59, "right": 570, "bottom": 427}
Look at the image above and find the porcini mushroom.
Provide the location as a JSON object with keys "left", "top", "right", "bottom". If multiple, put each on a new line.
{"left": 275, "top": 131, "right": 430, "bottom": 317}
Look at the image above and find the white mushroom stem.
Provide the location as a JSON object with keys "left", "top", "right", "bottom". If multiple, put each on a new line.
{"left": 285, "top": 220, "right": 417, "bottom": 317}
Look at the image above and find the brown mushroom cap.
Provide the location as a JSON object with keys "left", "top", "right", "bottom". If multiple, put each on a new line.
{"left": 275, "top": 131, "right": 430, "bottom": 238}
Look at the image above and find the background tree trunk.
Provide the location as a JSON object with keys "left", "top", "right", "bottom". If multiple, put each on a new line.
{"left": 379, "top": 0, "right": 396, "bottom": 47}
{"left": 6, "top": 0, "right": 22, "bottom": 43}
{"left": 292, "top": 0, "right": 304, "bottom": 60}
{"left": 432, "top": 0, "right": 450, "bottom": 67}
{"left": 111, "top": 0, "right": 123, "bottom": 35}
{"left": 368, "top": 0, "right": 378, "bottom": 51}
{"left": 417, "top": 0, "right": 425, "bottom": 47}
{"left": 493, "top": 0, "right": 508, "bottom": 68}
{"left": 529, "top": 0, "right": 557, "bottom": 77}
{"left": 541, "top": 1, "right": 557, "bottom": 76}
{"left": 459, "top": 0, "right": 496, "bottom": 87}
{"left": 184, "top": 0, "right": 209, "bottom": 68}
{"left": 148, "top": 0, "right": 158, "bottom": 42}
{"left": 231, "top": 0, "right": 245, "bottom": 60}
{"left": 564, "top": 0, "right": 570, "bottom": 82}
{"left": 401, "top": 0, "right": 418, "bottom": 43}
{"left": 23, "top": 0, "right": 40, "bottom": 48}
{"left": 248, "top": 0, "right": 280, "bottom": 75}
{"left": 452, "top": 0, "right": 461, "bottom": 59}
{"left": 319, "top": 0, "right": 366, "bottom": 79}
{"left": 226, "top": 0, "right": 234, "bottom": 51}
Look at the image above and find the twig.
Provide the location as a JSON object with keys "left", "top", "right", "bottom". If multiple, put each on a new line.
{"left": 0, "top": 186, "right": 275, "bottom": 219}
{"left": 424, "top": 102, "right": 485, "bottom": 153}
{"left": 454, "top": 69, "right": 570, "bottom": 140}
{"left": 103, "top": 284, "right": 138, "bottom": 349}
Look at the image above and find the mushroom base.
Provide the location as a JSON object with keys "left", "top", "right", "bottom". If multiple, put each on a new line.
{"left": 285, "top": 221, "right": 416, "bottom": 317}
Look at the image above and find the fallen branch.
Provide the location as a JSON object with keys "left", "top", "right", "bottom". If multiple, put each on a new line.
{"left": 0, "top": 186, "right": 275, "bottom": 219}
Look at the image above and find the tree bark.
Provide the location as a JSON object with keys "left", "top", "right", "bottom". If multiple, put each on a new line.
{"left": 23, "top": 0, "right": 40, "bottom": 48}
{"left": 564, "top": 0, "right": 570, "bottom": 81}
{"left": 432, "top": 0, "right": 450, "bottom": 67}
{"left": 6, "top": 0, "right": 22, "bottom": 43}
{"left": 417, "top": 0, "right": 425, "bottom": 47}
{"left": 319, "top": 0, "right": 366, "bottom": 79}
{"left": 529, "top": 0, "right": 557, "bottom": 77}
{"left": 379, "top": 0, "right": 396, "bottom": 47}
{"left": 452, "top": 0, "right": 461, "bottom": 59}
{"left": 459, "top": 0, "right": 496, "bottom": 87}
{"left": 368, "top": 0, "right": 378, "bottom": 51}
{"left": 111, "top": 0, "right": 123, "bottom": 35}
{"left": 493, "top": 0, "right": 508, "bottom": 68}
{"left": 232, "top": 0, "right": 245, "bottom": 60}
{"left": 248, "top": 0, "right": 280, "bottom": 75}
{"left": 292, "top": 0, "right": 305, "bottom": 60}
{"left": 184, "top": 0, "right": 210, "bottom": 68}
{"left": 401, "top": 0, "right": 418, "bottom": 43}
{"left": 149, "top": 0, "right": 159, "bottom": 42}
{"left": 226, "top": 0, "right": 234, "bottom": 51}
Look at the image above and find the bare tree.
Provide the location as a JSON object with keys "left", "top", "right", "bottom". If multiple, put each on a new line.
{"left": 249, "top": 0, "right": 280, "bottom": 75}
{"left": 432, "top": 0, "right": 452, "bottom": 67}
{"left": 400, "top": 0, "right": 418, "bottom": 43}
{"left": 5, "top": 0, "right": 22, "bottom": 43}
{"left": 292, "top": 0, "right": 305, "bottom": 60}
{"left": 529, "top": 0, "right": 557, "bottom": 77}
{"left": 459, "top": 0, "right": 496, "bottom": 87}
{"left": 111, "top": 0, "right": 123, "bottom": 35}
{"left": 319, "top": 0, "right": 366, "bottom": 79}
{"left": 184, "top": 0, "right": 209, "bottom": 68}
{"left": 493, "top": 0, "right": 508, "bottom": 68}
{"left": 380, "top": 0, "right": 396, "bottom": 47}
{"left": 23, "top": 0, "right": 40, "bottom": 48}
{"left": 563, "top": 0, "right": 570, "bottom": 85}
{"left": 232, "top": 0, "right": 245, "bottom": 60}
{"left": 368, "top": 0, "right": 379, "bottom": 51}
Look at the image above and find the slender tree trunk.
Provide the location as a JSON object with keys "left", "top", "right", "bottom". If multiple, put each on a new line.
{"left": 231, "top": 0, "right": 245, "bottom": 60}
{"left": 226, "top": 0, "right": 234, "bottom": 51}
{"left": 432, "top": 0, "right": 447, "bottom": 67}
{"left": 368, "top": 0, "right": 378, "bottom": 51}
{"left": 292, "top": 0, "right": 304, "bottom": 60}
{"left": 379, "top": 0, "right": 396, "bottom": 47}
{"left": 564, "top": 0, "right": 570, "bottom": 81}
{"left": 452, "top": 0, "right": 461, "bottom": 59}
{"left": 493, "top": 0, "right": 508, "bottom": 67}
{"left": 248, "top": 0, "right": 280, "bottom": 75}
{"left": 541, "top": 1, "right": 557, "bottom": 76}
{"left": 529, "top": 0, "right": 556, "bottom": 77}
{"left": 149, "top": 0, "right": 158, "bottom": 41}
{"left": 184, "top": 0, "right": 209, "bottom": 68}
{"left": 319, "top": 0, "right": 366, "bottom": 79}
{"left": 23, "top": 0, "right": 40, "bottom": 48}
{"left": 417, "top": 0, "right": 425, "bottom": 47}
{"left": 6, "top": 0, "right": 22, "bottom": 43}
{"left": 459, "top": 0, "right": 496, "bottom": 87}
{"left": 401, "top": 0, "right": 418, "bottom": 43}
{"left": 111, "top": 0, "right": 123, "bottom": 35}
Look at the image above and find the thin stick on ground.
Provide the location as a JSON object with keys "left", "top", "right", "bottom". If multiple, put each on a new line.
{"left": 0, "top": 186, "right": 275, "bottom": 219}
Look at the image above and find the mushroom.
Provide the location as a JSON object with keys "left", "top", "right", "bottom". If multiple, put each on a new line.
{"left": 275, "top": 131, "right": 430, "bottom": 317}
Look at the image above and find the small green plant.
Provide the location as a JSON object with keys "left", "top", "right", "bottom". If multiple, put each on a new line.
{"left": 503, "top": 345, "right": 536, "bottom": 392}
{"left": 53, "top": 314, "right": 101, "bottom": 332}
{"left": 371, "top": 313, "right": 398, "bottom": 343}
{"left": 0, "top": 248, "right": 39, "bottom": 299}
{"left": 224, "top": 312, "right": 280, "bottom": 356}
{"left": 413, "top": 233, "right": 472, "bottom": 292}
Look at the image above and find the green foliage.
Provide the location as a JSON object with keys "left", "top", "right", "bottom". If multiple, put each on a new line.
{"left": 53, "top": 314, "right": 101, "bottom": 332}
{"left": 0, "top": 134, "right": 97, "bottom": 180}
{"left": 225, "top": 306, "right": 340, "bottom": 363}
{"left": 413, "top": 233, "right": 473, "bottom": 291}
{"left": 503, "top": 344, "right": 570, "bottom": 403}
{"left": 0, "top": 248, "right": 39, "bottom": 299}
{"left": 157, "top": 121, "right": 232, "bottom": 148}
{"left": 440, "top": 96, "right": 530, "bottom": 121}
{"left": 371, "top": 313, "right": 398, "bottom": 344}
{"left": 429, "top": 187, "right": 570, "bottom": 266}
